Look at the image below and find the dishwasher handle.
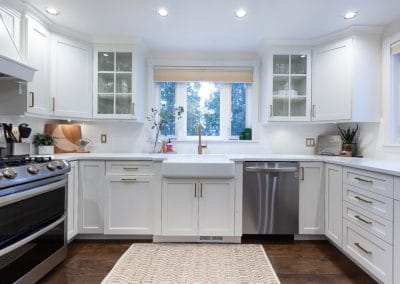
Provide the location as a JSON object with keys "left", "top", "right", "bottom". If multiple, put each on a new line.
{"left": 244, "top": 166, "right": 298, "bottom": 173}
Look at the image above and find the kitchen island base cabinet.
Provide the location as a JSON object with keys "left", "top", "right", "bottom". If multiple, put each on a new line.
{"left": 161, "top": 178, "right": 235, "bottom": 237}
{"left": 79, "top": 161, "right": 105, "bottom": 234}
{"left": 299, "top": 162, "right": 324, "bottom": 234}
{"left": 325, "top": 163, "right": 343, "bottom": 247}
{"left": 104, "top": 176, "right": 153, "bottom": 234}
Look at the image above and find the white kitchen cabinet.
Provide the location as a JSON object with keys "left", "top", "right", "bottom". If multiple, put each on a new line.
{"left": 79, "top": 161, "right": 105, "bottom": 234}
{"left": 67, "top": 161, "right": 79, "bottom": 241}
{"left": 162, "top": 178, "right": 235, "bottom": 237}
{"left": 0, "top": 6, "right": 21, "bottom": 51}
{"left": 312, "top": 34, "right": 381, "bottom": 122}
{"left": 266, "top": 48, "right": 311, "bottom": 121}
{"left": 299, "top": 162, "right": 324, "bottom": 234}
{"left": 93, "top": 44, "right": 146, "bottom": 121}
{"left": 325, "top": 163, "right": 343, "bottom": 247}
{"left": 25, "top": 16, "right": 51, "bottom": 116}
{"left": 104, "top": 175, "right": 153, "bottom": 234}
{"left": 394, "top": 200, "right": 400, "bottom": 284}
{"left": 50, "top": 34, "right": 92, "bottom": 119}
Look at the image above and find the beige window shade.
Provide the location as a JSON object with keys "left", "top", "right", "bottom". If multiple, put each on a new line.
{"left": 391, "top": 41, "right": 400, "bottom": 55}
{"left": 154, "top": 67, "right": 253, "bottom": 83}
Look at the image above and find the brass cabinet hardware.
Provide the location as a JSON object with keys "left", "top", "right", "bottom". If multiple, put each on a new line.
{"left": 200, "top": 183, "right": 203, "bottom": 198}
{"left": 121, "top": 178, "right": 137, "bottom": 182}
{"left": 300, "top": 167, "right": 304, "bottom": 181}
{"left": 354, "top": 196, "right": 373, "bottom": 205}
{"left": 29, "top": 92, "right": 35, "bottom": 107}
{"left": 354, "top": 215, "right": 373, "bottom": 225}
{"left": 131, "top": 102, "right": 135, "bottom": 115}
{"left": 355, "top": 177, "right": 373, "bottom": 184}
{"left": 52, "top": 97, "right": 55, "bottom": 112}
{"left": 354, "top": 242, "right": 372, "bottom": 255}
{"left": 312, "top": 105, "right": 316, "bottom": 118}
{"left": 123, "top": 167, "right": 139, "bottom": 171}
{"left": 194, "top": 183, "right": 197, "bottom": 198}
{"left": 269, "top": 105, "right": 273, "bottom": 118}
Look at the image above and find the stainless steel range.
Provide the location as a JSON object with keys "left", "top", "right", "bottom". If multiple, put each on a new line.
{"left": 0, "top": 156, "right": 70, "bottom": 284}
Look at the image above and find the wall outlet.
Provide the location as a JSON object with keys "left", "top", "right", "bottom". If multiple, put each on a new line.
{"left": 306, "top": 138, "right": 315, "bottom": 147}
{"left": 101, "top": 134, "right": 107, "bottom": 144}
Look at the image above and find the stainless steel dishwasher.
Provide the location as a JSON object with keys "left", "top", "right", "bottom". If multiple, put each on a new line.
{"left": 243, "top": 161, "right": 299, "bottom": 234}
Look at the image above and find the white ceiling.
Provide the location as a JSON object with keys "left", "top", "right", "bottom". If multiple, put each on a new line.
{"left": 24, "top": 0, "right": 400, "bottom": 51}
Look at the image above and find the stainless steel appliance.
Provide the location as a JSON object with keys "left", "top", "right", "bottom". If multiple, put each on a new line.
{"left": 0, "top": 156, "right": 70, "bottom": 284}
{"left": 243, "top": 161, "right": 299, "bottom": 234}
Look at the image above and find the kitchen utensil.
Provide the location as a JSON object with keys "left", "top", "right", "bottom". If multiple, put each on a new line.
{"left": 12, "top": 127, "right": 20, "bottom": 142}
{"left": 2, "top": 123, "right": 17, "bottom": 142}
{"left": 18, "top": 123, "right": 32, "bottom": 141}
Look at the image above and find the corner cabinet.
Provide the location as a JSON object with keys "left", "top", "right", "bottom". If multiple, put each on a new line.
{"left": 266, "top": 48, "right": 311, "bottom": 121}
{"left": 161, "top": 178, "right": 235, "bottom": 236}
{"left": 325, "top": 163, "right": 343, "bottom": 247}
{"left": 312, "top": 34, "right": 381, "bottom": 122}
{"left": 93, "top": 44, "right": 146, "bottom": 121}
{"left": 299, "top": 162, "right": 324, "bottom": 234}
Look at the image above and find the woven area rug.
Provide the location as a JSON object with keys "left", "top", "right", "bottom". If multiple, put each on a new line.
{"left": 102, "top": 243, "right": 280, "bottom": 283}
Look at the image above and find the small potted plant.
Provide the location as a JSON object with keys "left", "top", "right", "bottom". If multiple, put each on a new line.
{"left": 32, "top": 133, "right": 56, "bottom": 155}
{"left": 337, "top": 124, "right": 359, "bottom": 156}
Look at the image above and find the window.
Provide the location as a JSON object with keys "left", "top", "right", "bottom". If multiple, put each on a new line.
{"left": 391, "top": 41, "right": 400, "bottom": 143}
{"left": 157, "top": 81, "right": 250, "bottom": 139}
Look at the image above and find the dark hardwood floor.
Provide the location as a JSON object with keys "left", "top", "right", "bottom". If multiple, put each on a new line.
{"left": 40, "top": 237, "right": 376, "bottom": 284}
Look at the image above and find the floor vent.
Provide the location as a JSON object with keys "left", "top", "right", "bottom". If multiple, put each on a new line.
{"left": 199, "top": 236, "right": 223, "bottom": 241}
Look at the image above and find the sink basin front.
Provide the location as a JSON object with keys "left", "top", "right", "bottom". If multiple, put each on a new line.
{"left": 162, "top": 154, "right": 235, "bottom": 178}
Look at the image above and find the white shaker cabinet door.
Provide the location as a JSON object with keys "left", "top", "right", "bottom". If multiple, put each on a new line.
{"left": 79, "top": 161, "right": 105, "bottom": 234}
{"left": 299, "top": 162, "right": 324, "bottom": 234}
{"left": 162, "top": 179, "right": 199, "bottom": 236}
{"left": 325, "top": 163, "right": 343, "bottom": 247}
{"left": 25, "top": 16, "right": 51, "bottom": 115}
{"left": 50, "top": 34, "right": 92, "bottom": 118}
{"left": 198, "top": 179, "right": 235, "bottom": 236}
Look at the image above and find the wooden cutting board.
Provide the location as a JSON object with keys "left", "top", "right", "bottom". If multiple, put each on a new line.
{"left": 45, "top": 124, "right": 81, "bottom": 153}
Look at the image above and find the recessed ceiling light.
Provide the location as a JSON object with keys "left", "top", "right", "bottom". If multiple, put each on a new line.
{"left": 235, "top": 8, "right": 247, "bottom": 18}
{"left": 344, "top": 11, "right": 357, "bottom": 20}
{"left": 45, "top": 7, "right": 59, "bottom": 16}
{"left": 157, "top": 7, "right": 168, "bottom": 17}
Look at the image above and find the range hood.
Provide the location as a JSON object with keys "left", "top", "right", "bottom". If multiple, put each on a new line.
{"left": 0, "top": 14, "right": 36, "bottom": 81}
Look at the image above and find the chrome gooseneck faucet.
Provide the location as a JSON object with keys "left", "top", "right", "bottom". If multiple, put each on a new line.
{"left": 196, "top": 123, "right": 207, "bottom": 155}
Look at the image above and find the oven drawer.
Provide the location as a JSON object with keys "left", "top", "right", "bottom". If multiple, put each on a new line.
{"left": 343, "top": 201, "right": 393, "bottom": 244}
{"left": 343, "top": 184, "right": 393, "bottom": 221}
{"left": 343, "top": 167, "right": 393, "bottom": 198}
{"left": 106, "top": 161, "right": 153, "bottom": 176}
{"left": 343, "top": 219, "right": 393, "bottom": 284}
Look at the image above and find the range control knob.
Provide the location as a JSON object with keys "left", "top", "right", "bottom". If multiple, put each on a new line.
{"left": 3, "top": 168, "right": 17, "bottom": 179}
{"left": 27, "top": 165, "right": 40, "bottom": 174}
{"left": 54, "top": 160, "right": 65, "bottom": 169}
{"left": 47, "top": 162, "right": 57, "bottom": 171}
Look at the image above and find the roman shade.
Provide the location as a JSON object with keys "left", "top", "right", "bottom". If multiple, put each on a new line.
{"left": 391, "top": 41, "right": 400, "bottom": 55}
{"left": 154, "top": 66, "right": 253, "bottom": 83}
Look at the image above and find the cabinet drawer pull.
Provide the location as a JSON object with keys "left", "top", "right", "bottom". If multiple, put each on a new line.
{"left": 354, "top": 215, "right": 373, "bottom": 225}
{"left": 123, "top": 167, "right": 139, "bottom": 171}
{"left": 354, "top": 242, "right": 372, "bottom": 255}
{"left": 300, "top": 167, "right": 304, "bottom": 181}
{"left": 354, "top": 177, "right": 373, "bottom": 184}
{"left": 121, "top": 178, "right": 137, "bottom": 182}
{"left": 194, "top": 183, "right": 197, "bottom": 198}
{"left": 29, "top": 92, "right": 35, "bottom": 107}
{"left": 52, "top": 97, "right": 55, "bottom": 112}
{"left": 312, "top": 105, "right": 316, "bottom": 118}
{"left": 200, "top": 183, "right": 203, "bottom": 198}
{"left": 354, "top": 196, "right": 373, "bottom": 205}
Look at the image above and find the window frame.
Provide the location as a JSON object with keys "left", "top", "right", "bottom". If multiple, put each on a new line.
{"left": 148, "top": 57, "right": 260, "bottom": 142}
{"left": 387, "top": 33, "right": 400, "bottom": 146}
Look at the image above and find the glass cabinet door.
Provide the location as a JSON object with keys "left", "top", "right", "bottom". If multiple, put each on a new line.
{"left": 271, "top": 53, "right": 309, "bottom": 120}
{"left": 96, "top": 50, "right": 134, "bottom": 117}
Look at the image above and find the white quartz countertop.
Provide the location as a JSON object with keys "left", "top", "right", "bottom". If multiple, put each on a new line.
{"left": 51, "top": 152, "right": 400, "bottom": 177}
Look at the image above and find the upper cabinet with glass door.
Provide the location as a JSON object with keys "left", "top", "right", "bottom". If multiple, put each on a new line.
{"left": 267, "top": 50, "right": 311, "bottom": 121}
{"left": 94, "top": 45, "right": 145, "bottom": 120}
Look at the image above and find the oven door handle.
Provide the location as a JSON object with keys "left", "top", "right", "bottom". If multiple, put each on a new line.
{"left": 0, "top": 216, "right": 65, "bottom": 257}
{"left": 0, "top": 178, "right": 67, "bottom": 207}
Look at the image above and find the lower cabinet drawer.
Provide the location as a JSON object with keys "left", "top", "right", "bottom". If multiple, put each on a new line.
{"left": 343, "top": 201, "right": 393, "bottom": 244}
{"left": 343, "top": 219, "right": 393, "bottom": 284}
{"left": 106, "top": 161, "right": 153, "bottom": 175}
